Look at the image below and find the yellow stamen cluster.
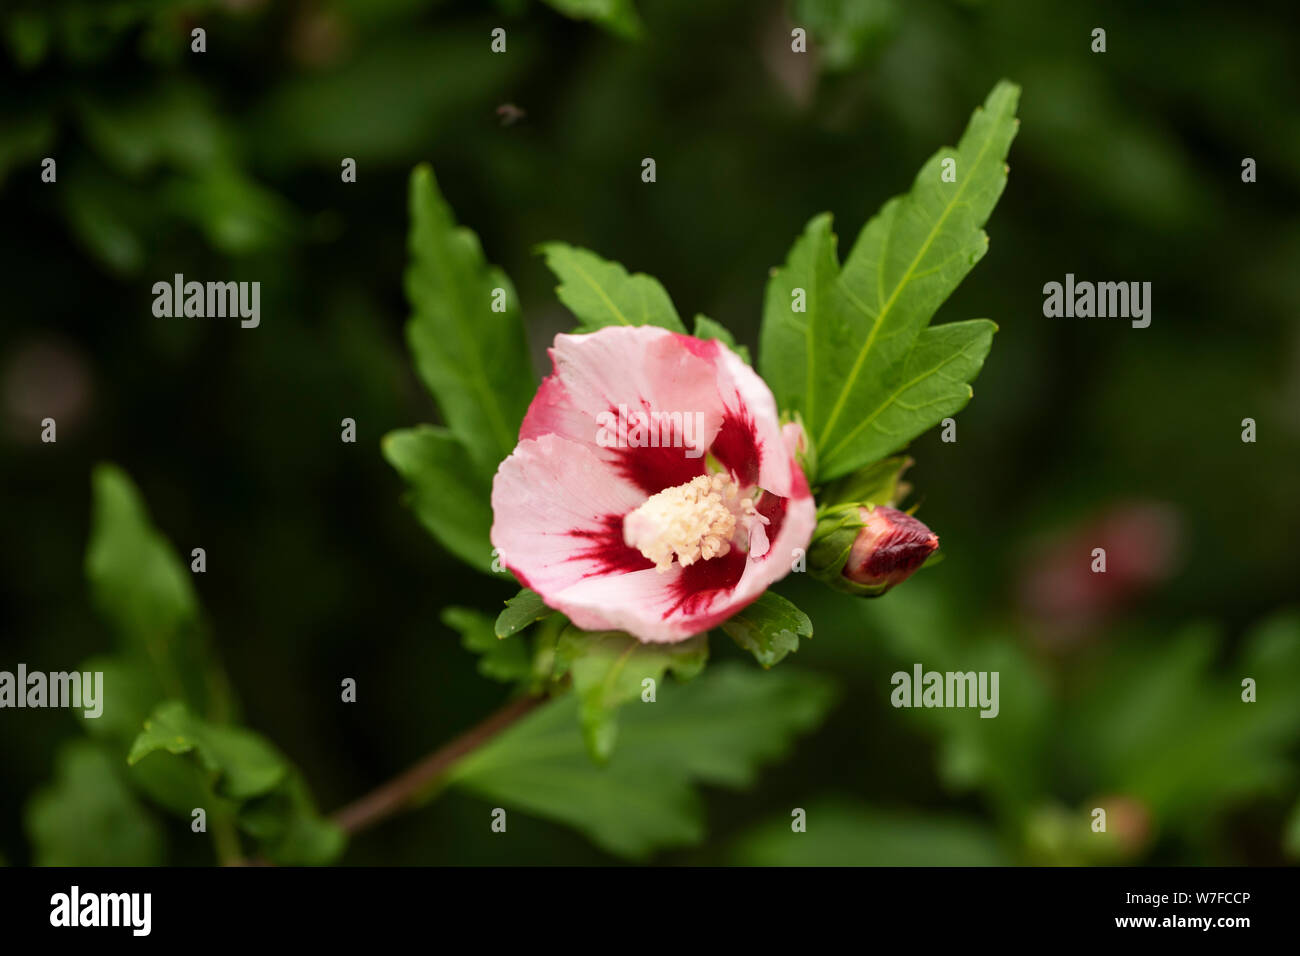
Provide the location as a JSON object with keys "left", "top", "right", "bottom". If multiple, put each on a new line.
{"left": 623, "top": 474, "right": 761, "bottom": 573}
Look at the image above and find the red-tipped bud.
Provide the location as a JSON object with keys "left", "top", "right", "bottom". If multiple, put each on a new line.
{"left": 842, "top": 506, "right": 939, "bottom": 592}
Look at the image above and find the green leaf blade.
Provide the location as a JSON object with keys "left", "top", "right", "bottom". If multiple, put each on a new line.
{"left": 405, "top": 165, "right": 535, "bottom": 477}
{"left": 539, "top": 242, "right": 686, "bottom": 333}
{"left": 763, "top": 82, "right": 1018, "bottom": 481}
{"left": 382, "top": 425, "right": 496, "bottom": 575}
{"left": 760, "top": 212, "right": 838, "bottom": 420}
{"left": 26, "top": 741, "right": 165, "bottom": 867}
{"left": 814, "top": 82, "right": 1018, "bottom": 478}
{"left": 721, "top": 592, "right": 813, "bottom": 668}
{"left": 449, "top": 664, "right": 836, "bottom": 858}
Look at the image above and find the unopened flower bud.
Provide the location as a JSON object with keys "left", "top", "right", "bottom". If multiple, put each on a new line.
{"left": 809, "top": 505, "right": 938, "bottom": 596}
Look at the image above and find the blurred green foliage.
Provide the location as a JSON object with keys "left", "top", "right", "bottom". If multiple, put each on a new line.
{"left": 3, "top": 0, "right": 1298, "bottom": 864}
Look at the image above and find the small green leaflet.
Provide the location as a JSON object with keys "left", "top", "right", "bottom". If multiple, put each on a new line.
{"left": 129, "top": 700, "right": 286, "bottom": 800}
{"left": 760, "top": 81, "right": 1019, "bottom": 482}
{"left": 721, "top": 592, "right": 813, "bottom": 668}
{"left": 404, "top": 164, "right": 535, "bottom": 479}
{"left": 539, "top": 242, "right": 686, "bottom": 333}
{"left": 494, "top": 588, "right": 551, "bottom": 638}
{"left": 447, "top": 663, "right": 836, "bottom": 858}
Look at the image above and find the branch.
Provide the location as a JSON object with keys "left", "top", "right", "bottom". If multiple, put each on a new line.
{"left": 330, "top": 693, "right": 544, "bottom": 837}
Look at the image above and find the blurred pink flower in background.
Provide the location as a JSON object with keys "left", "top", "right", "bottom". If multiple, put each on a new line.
{"left": 1018, "top": 500, "right": 1183, "bottom": 643}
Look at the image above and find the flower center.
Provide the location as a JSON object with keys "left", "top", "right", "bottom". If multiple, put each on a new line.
{"left": 623, "top": 473, "right": 769, "bottom": 573}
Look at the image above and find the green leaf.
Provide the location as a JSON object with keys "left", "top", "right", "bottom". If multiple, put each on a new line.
{"left": 127, "top": 700, "right": 344, "bottom": 864}
{"left": 26, "top": 741, "right": 165, "bottom": 866}
{"left": 693, "top": 314, "right": 751, "bottom": 364}
{"left": 443, "top": 607, "right": 533, "bottom": 683}
{"left": 495, "top": 588, "right": 552, "bottom": 638}
{"left": 1061, "top": 613, "right": 1300, "bottom": 828}
{"left": 792, "top": 0, "right": 901, "bottom": 72}
{"left": 1285, "top": 797, "right": 1300, "bottom": 860}
{"left": 128, "top": 701, "right": 286, "bottom": 801}
{"left": 732, "top": 800, "right": 1005, "bottom": 866}
{"left": 448, "top": 663, "right": 836, "bottom": 858}
{"left": 237, "top": 773, "right": 346, "bottom": 866}
{"left": 405, "top": 164, "right": 535, "bottom": 477}
{"left": 539, "top": 0, "right": 642, "bottom": 39}
{"left": 85, "top": 464, "right": 221, "bottom": 713}
{"left": 555, "top": 628, "right": 708, "bottom": 762}
{"left": 721, "top": 592, "right": 812, "bottom": 668}
{"left": 382, "top": 425, "right": 496, "bottom": 575}
{"left": 759, "top": 212, "right": 840, "bottom": 437}
{"left": 851, "top": 318, "right": 996, "bottom": 460}
{"left": 539, "top": 242, "right": 686, "bottom": 333}
{"left": 762, "top": 82, "right": 1019, "bottom": 481}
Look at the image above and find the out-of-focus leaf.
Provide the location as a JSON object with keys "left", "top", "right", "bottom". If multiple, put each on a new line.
{"left": 75, "top": 85, "right": 231, "bottom": 175}
{"left": 555, "top": 628, "right": 708, "bottom": 762}
{"left": 128, "top": 701, "right": 286, "bottom": 801}
{"left": 1072, "top": 615, "right": 1300, "bottom": 825}
{"left": 1285, "top": 797, "right": 1300, "bottom": 860}
{"left": 792, "top": 0, "right": 901, "bottom": 72}
{"left": 382, "top": 426, "right": 496, "bottom": 575}
{"left": 3, "top": 11, "right": 52, "bottom": 68}
{"left": 539, "top": 243, "right": 686, "bottom": 333}
{"left": 732, "top": 800, "right": 1005, "bottom": 865}
{"left": 76, "top": 654, "right": 162, "bottom": 744}
{"left": 721, "top": 591, "right": 811, "bottom": 668}
{"left": 85, "top": 464, "right": 217, "bottom": 712}
{"left": 26, "top": 741, "right": 164, "bottom": 866}
{"left": 237, "top": 774, "right": 346, "bottom": 866}
{"left": 539, "top": 0, "right": 642, "bottom": 40}
{"left": 448, "top": 663, "right": 836, "bottom": 858}
{"left": 0, "top": 108, "right": 54, "bottom": 185}
{"left": 251, "top": 30, "right": 530, "bottom": 164}
{"left": 405, "top": 165, "right": 536, "bottom": 477}
{"left": 128, "top": 700, "right": 344, "bottom": 864}
{"left": 166, "top": 166, "right": 298, "bottom": 255}
{"left": 444, "top": 607, "right": 533, "bottom": 683}
{"left": 58, "top": 163, "right": 151, "bottom": 274}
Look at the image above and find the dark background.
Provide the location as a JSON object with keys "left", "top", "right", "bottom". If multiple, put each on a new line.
{"left": 2, "top": 0, "right": 1297, "bottom": 865}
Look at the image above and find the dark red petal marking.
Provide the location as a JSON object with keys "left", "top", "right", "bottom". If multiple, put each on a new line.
{"left": 568, "top": 513, "right": 655, "bottom": 577}
{"left": 755, "top": 492, "right": 788, "bottom": 553}
{"left": 606, "top": 401, "right": 708, "bottom": 494}
{"left": 710, "top": 400, "right": 761, "bottom": 487}
{"left": 663, "top": 548, "right": 747, "bottom": 619}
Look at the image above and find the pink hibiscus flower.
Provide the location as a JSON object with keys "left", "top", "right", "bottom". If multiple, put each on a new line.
{"left": 491, "top": 326, "right": 816, "bottom": 643}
